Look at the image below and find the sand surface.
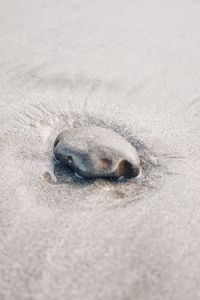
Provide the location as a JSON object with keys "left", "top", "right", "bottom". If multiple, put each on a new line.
{"left": 1, "top": 0, "right": 200, "bottom": 299}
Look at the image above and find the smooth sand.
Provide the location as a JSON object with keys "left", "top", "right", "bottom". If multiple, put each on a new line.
{"left": 0, "top": 0, "right": 200, "bottom": 299}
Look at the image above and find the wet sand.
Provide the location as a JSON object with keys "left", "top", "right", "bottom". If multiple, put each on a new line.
{"left": 1, "top": 0, "right": 200, "bottom": 299}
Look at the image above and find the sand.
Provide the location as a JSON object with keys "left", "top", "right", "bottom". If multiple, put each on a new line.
{"left": 0, "top": 0, "right": 200, "bottom": 299}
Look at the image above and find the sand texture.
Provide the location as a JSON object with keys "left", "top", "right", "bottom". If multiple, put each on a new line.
{"left": 0, "top": 0, "right": 200, "bottom": 299}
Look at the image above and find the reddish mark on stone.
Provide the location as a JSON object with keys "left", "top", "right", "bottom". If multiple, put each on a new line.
{"left": 99, "top": 158, "right": 112, "bottom": 170}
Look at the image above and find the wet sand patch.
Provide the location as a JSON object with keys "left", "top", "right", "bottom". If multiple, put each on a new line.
{"left": 5, "top": 103, "right": 168, "bottom": 210}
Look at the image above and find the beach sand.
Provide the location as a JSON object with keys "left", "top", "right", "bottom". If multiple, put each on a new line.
{"left": 0, "top": 0, "right": 200, "bottom": 299}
